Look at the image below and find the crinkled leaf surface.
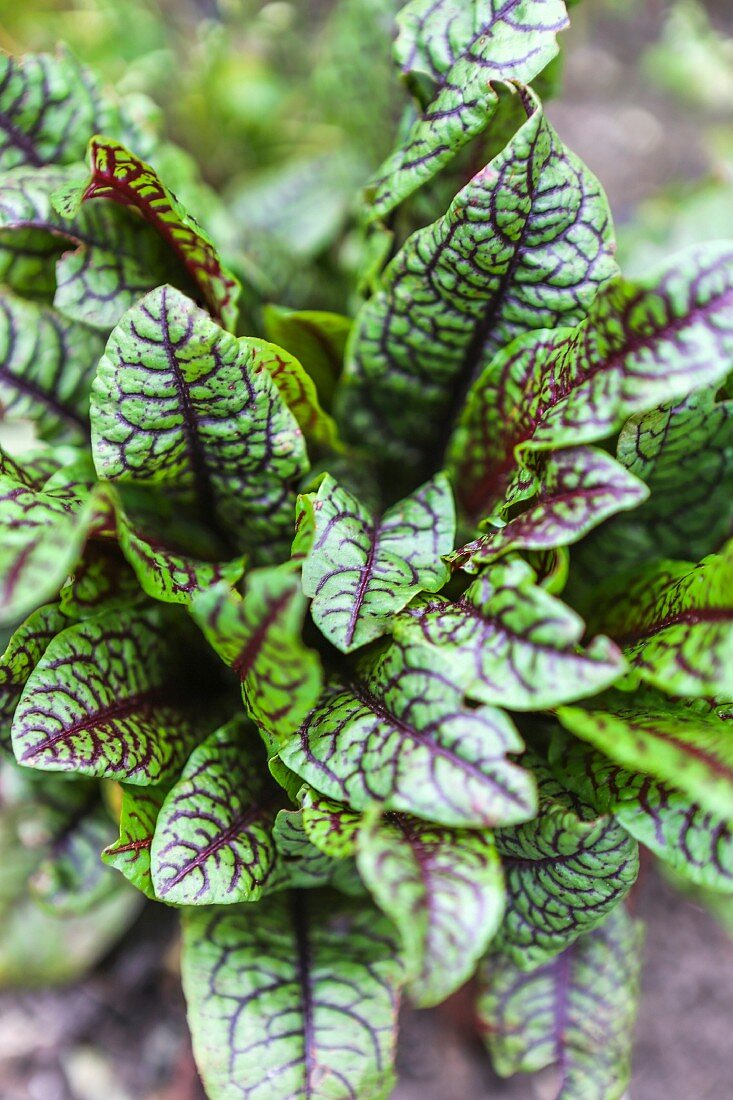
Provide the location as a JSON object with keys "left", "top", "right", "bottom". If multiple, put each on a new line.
{"left": 345, "top": 92, "right": 616, "bottom": 467}
{"left": 449, "top": 244, "right": 733, "bottom": 516}
{"left": 55, "top": 137, "right": 240, "bottom": 329}
{"left": 151, "top": 717, "right": 279, "bottom": 905}
{"left": 396, "top": 556, "right": 623, "bottom": 709}
{"left": 300, "top": 473, "right": 455, "bottom": 653}
{"left": 452, "top": 447, "right": 649, "bottom": 568}
{"left": 356, "top": 813, "right": 504, "bottom": 1007}
{"left": 0, "top": 474, "right": 99, "bottom": 626}
{"left": 369, "top": 3, "right": 569, "bottom": 217}
{"left": 0, "top": 50, "right": 112, "bottom": 170}
{"left": 90, "top": 285, "right": 309, "bottom": 562}
{"left": 102, "top": 783, "right": 168, "bottom": 900}
{"left": 12, "top": 606, "right": 198, "bottom": 784}
{"left": 0, "top": 601, "right": 67, "bottom": 739}
{"left": 0, "top": 164, "right": 175, "bottom": 329}
{"left": 181, "top": 890, "right": 403, "bottom": 1100}
{"left": 494, "top": 760, "right": 638, "bottom": 968}
{"left": 556, "top": 695, "right": 733, "bottom": 825}
{"left": 550, "top": 731, "right": 733, "bottom": 891}
{"left": 191, "top": 564, "right": 323, "bottom": 748}
{"left": 478, "top": 905, "right": 643, "bottom": 1100}
{"left": 263, "top": 307, "right": 350, "bottom": 409}
{"left": 615, "top": 385, "right": 733, "bottom": 561}
{"left": 279, "top": 642, "right": 536, "bottom": 828}
{"left": 589, "top": 543, "right": 733, "bottom": 697}
{"left": 0, "top": 288, "right": 102, "bottom": 441}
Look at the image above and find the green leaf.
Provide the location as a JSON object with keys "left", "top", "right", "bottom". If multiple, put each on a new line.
{"left": 0, "top": 601, "right": 67, "bottom": 742}
{"left": 90, "top": 285, "right": 309, "bottom": 562}
{"left": 59, "top": 541, "right": 143, "bottom": 619}
{"left": 0, "top": 50, "right": 114, "bottom": 170}
{"left": 0, "top": 164, "right": 176, "bottom": 329}
{"left": 272, "top": 808, "right": 362, "bottom": 894}
{"left": 344, "top": 89, "right": 616, "bottom": 468}
{"left": 0, "top": 288, "right": 102, "bottom": 441}
{"left": 279, "top": 642, "right": 537, "bottom": 828}
{"left": 356, "top": 813, "right": 504, "bottom": 1007}
{"left": 181, "top": 890, "right": 404, "bottom": 1100}
{"left": 494, "top": 758, "right": 638, "bottom": 967}
{"left": 0, "top": 474, "right": 100, "bottom": 626}
{"left": 263, "top": 306, "right": 351, "bottom": 409}
{"left": 616, "top": 385, "right": 733, "bottom": 561}
{"left": 369, "top": 4, "right": 569, "bottom": 217}
{"left": 151, "top": 717, "right": 279, "bottom": 905}
{"left": 11, "top": 606, "right": 199, "bottom": 784}
{"left": 589, "top": 542, "right": 733, "bottom": 697}
{"left": 478, "top": 905, "right": 644, "bottom": 1100}
{"left": 102, "top": 783, "right": 168, "bottom": 900}
{"left": 449, "top": 244, "right": 733, "bottom": 516}
{"left": 191, "top": 564, "right": 323, "bottom": 749}
{"left": 550, "top": 730, "right": 733, "bottom": 891}
{"left": 556, "top": 695, "right": 733, "bottom": 825}
{"left": 396, "top": 556, "right": 623, "bottom": 709}
{"left": 55, "top": 136, "right": 240, "bottom": 329}
{"left": 451, "top": 447, "right": 649, "bottom": 568}
{"left": 300, "top": 473, "right": 455, "bottom": 653}
{"left": 300, "top": 789, "right": 362, "bottom": 861}
{"left": 249, "top": 337, "right": 341, "bottom": 451}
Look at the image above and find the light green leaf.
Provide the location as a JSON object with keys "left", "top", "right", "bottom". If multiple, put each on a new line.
{"left": 90, "top": 285, "right": 309, "bottom": 562}
{"left": 556, "top": 695, "right": 733, "bottom": 825}
{"left": 344, "top": 90, "right": 616, "bottom": 470}
{"left": 478, "top": 905, "right": 644, "bottom": 1100}
{"left": 191, "top": 564, "right": 323, "bottom": 749}
{"left": 550, "top": 730, "right": 733, "bottom": 891}
{"left": 369, "top": 4, "right": 569, "bottom": 217}
{"left": 450, "top": 244, "right": 733, "bottom": 517}
{"left": 493, "top": 759, "right": 639, "bottom": 968}
{"left": 181, "top": 890, "right": 404, "bottom": 1100}
{"left": 279, "top": 641, "right": 537, "bottom": 828}
{"left": 396, "top": 556, "right": 623, "bottom": 709}
{"left": 151, "top": 717, "right": 279, "bottom": 905}
{"left": 102, "top": 783, "right": 168, "bottom": 900}
{"left": 263, "top": 306, "right": 351, "bottom": 409}
{"left": 300, "top": 473, "right": 455, "bottom": 653}
{"left": 12, "top": 606, "right": 199, "bottom": 784}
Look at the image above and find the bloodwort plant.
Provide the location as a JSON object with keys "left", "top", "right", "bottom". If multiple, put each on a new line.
{"left": 0, "top": 4, "right": 732, "bottom": 1099}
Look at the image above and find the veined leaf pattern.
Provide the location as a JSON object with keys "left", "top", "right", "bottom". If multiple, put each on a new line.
{"left": 55, "top": 137, "right": 240, "bottom": 330}
{"left": 151, "top": 718, "right": 279, "bottom": 905}
{"left": 550, "top": 731, "right": 733, "bottom": 891}
{"left": 300, "top": 473, "right": 455, "bottom": 653}
{"left": 0, "top": 50, "right": 112, "bottom": 170}
{"left": 250, "top": 338, "right": 340, "bottom": 450}
{"left": 102, "top": 783, "right": 168, "bottom": 900}
{"left": 478, "top": 905, "right": 644, "bottom": 1100}
{"left": 451, "top": 447, "right": 649, "bottom": 568}
{"left": 0, "top": 164, "right": 174, "bottom": 329}
{"left": 0, "top": 474, "right": 100, "bottom": 626}
{"left": 191, "top": 565, "right": 323, "bottom": 748}
{"left": 181, "top": 890, "right": 404, "bottom": 1100}
{"left": 90, "top": 285, "right": 309, "bottom": 561}
{"left": 345, "top": 90, "right": 616, "bottom": 467}
{"left": 272, "top": 809, "right": 363, "bottom": 895}
{"left": 494, "top": 760, "right": 638, "bottom": 968}
{"left": 369, "top": 2, "right": 569, "bottom": 217}
{"left": 279, "top": 642, "right": 537, "bottom": 828}
{"left": 556, "top": 695, "right": 733, "bottom": 825}
{"left": 11, "top": 606, "right": 198, "bottom": 784}
{"left": 396, "top": 556, "right": 623, "bottom": 709}
{"left": 0, "top": 289, "right": 103, "bottom": 441}
{"left": 0, "top": 601, "right": 67, "bottom": 740}
{"left": 263, "top": 307, "right": 350, "bottom": 410}
{"left": 589, "top": 542, "right": 733, "bottom": 697}
{"left": 356, "top": 812, "right": 504, "bottom": 1007}
{"left": 450, "top": 244, "right": 733, "bottom": 515}
{"left": 616, "top": 386, "right": 733, "bottom": 560}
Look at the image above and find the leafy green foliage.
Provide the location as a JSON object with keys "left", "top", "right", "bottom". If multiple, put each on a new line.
{"left": 1, "top": 6, "right": 732, "bottom": 1098}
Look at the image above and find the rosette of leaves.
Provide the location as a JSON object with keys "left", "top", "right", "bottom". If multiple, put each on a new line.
{"left": 0, "top": 5, "right": 732, "bottom": 1099}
